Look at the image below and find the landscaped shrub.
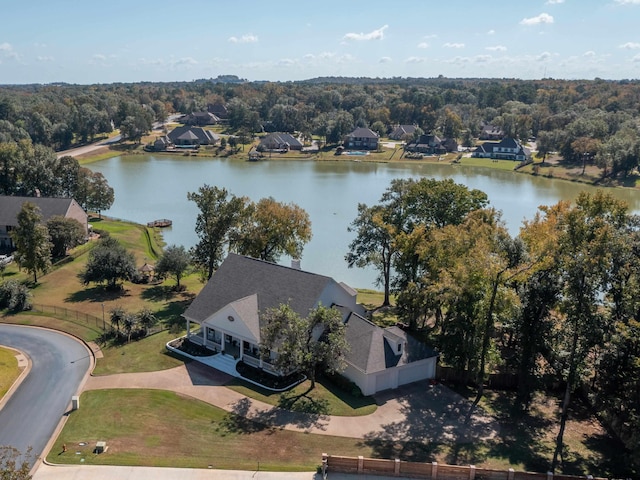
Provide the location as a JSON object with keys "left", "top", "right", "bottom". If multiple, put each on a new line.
{"left": 0, "top": 281, "right": 33, "bottom": 312}
{"left": 323, "top": 372, "right": 363, "bottom": 397}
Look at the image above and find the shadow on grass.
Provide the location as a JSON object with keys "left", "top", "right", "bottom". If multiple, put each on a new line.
{"left": 65, "top": 285, "right": 130, "bottom": 303}
{"left": 221, "top": 398, "right": 273, "bottom": 434}
{"left": 277, "top": 390, "right": 329, "bottom": 415}
{"left": 319, "top": 375, "right": 377, "bottom": 412}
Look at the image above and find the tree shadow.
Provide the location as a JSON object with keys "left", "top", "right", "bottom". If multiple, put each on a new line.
{"left": 221, "top": 398, "right": 273, "bottom": 434}
{"left": 65, "top": 285, "right": 130, "bottom": 303}
{"left": 277, "top": 390, "right": 330, "bottom": 415}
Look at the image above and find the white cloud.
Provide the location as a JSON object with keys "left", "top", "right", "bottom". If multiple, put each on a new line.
{"left": 342, "top": 25, "right": 388, "bottom": 41}
{"left": 520, "top": 13, "right": 554, "bottom": 25}
{"left": 277, "top": 58, "right": 296, "bottom": 67}
{"left": 619, "top": 42, "right": 640, "bottom": 49}
{"left": 486, "top": 45, "right": 507, "bottom": 52}
{"left": 633, "top": 53, "right": 640, "bottom": 62}
{"left": 379, "top": 56, "right": 392, "bottom": 63}
{"left": 0, "top": 42, "right": 12, "bottom": 52}
{"left": 474, "top": 55, "right": 492, "bottom": 63}
{"left": 174, "top": 57, "right": 197, "bottom": 66}
{"left": 228, "top": 34, "right": 258, "bottom": 44}
{"left": 417, "top": 42, "right": 429, "bottom": 49}
{"left": 37, "top": 56, "right": 54, "bottom": 62}
{"left": 443, "top": 42, "right": 465, "bottom": 48}
{"left": 615, "top": 0, "right": 640, "bottom": 4}
{"left": 487, "top": 29, "right": 496, "bottom": 35}
{"left": 583, "top": 51, "right": 596, "bottom": 57}
{"left": 405, "top": 56, "right": 424, "bottom": 64}
{"left": 536, "top": 51, "right": 552, "bottom": 61}
{"left": 0, "top": 42, "right": 20, "bottom": 61}
{"left": 546, "top": 0, "right": 564, "bottom": 4}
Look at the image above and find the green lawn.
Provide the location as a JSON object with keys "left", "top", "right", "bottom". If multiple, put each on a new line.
{"left": 0, "top": 346, "right": 20, "bottom": 399}
{"left": 458, "top": 157, "right": 521, "bottom": 171}
{"left": 226, "top": 377, "right": 377, "bottom": 417}
{"left": 50, "top": 389, "right": 373, "bottom": 471}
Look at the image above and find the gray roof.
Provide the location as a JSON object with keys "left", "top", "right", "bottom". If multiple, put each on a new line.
{"left": 344, "top": 313, "right": 437, "bottom": 373}
{"left": 0, "top": 196, "right": 78, "bottom": 226}
{"left": 183, "top": 253, "right": 334, "bottom": 324}
{"left": 168, "top": 126, "right": 219, "bottom": 144}
{"left": 389, "top": 125, "right": 417, "bottom": 140}
{"left": 347, "top": 127, "right": 379, "bottom": 139}
{"left": 259, "top": 133, "right": 303, "bottom": 149}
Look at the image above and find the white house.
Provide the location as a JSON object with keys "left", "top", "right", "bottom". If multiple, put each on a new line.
{"left": 182, "top": 253, "right": 438, "bottom": 396}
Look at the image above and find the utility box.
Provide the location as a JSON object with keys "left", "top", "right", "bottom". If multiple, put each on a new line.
{"left": 95, "top": 441, "right": 106, "bottom": 454}
{"left": 71, "top": 396, "right": 79, "bottom": 410}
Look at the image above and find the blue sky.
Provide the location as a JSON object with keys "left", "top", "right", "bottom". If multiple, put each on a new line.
{"left": 1, "top": 0, "right": 639, "bottom": 84}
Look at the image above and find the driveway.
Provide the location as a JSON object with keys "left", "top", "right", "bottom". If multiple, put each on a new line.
{"left": 0, "top": 325, "right": 91, "bottom": 468}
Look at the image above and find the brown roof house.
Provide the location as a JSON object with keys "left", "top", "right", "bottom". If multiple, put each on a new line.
{"left": 389, "top": 125, "right": 418, "bottom": 141}
{"left": 182, "top": 111, "right": 220, "bottom": 126}
{"left": 0, "top": 196, "right": 88, "bottom": 251}
{"left": 479, "top": 123, "right": 505, "bottom": 141}
{"left": 344, "top": 127, "right": 379, "bottom": 150}
{"left": 180, "top": 254, "right": 437, "bottom": 395}
{"left": 405, "top": 134, "right": 458, "bottom": 155}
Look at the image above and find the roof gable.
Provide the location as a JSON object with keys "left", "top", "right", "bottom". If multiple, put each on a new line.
{"left": 347, "top": 127, "right": 379, "bottom": 139}
{"left": 183, "top": 254, "right": 335, "bottom": 325}
{"left": 0, "top": 196, "right": 78, "bottom": 226}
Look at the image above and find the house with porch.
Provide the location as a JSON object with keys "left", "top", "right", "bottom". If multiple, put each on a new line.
{"left": 181, "top": 253, "right": 438, "bottom": 395}
{"left": 167, "top": 126, "right": 219, "bottom": 147}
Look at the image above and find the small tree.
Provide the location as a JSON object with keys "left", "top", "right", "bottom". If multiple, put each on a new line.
{"left": 80, "top": 237, "right": 136, "bottom": 290}
{"left": 155, "top": 244, "right": 190, "bottom": 289}
{"left": 137, "top": 307, "right": 158, "bottom": 336}
{"left": 47, "top": 215, "right": 85, "bottom": 258}
{"left": 260, "top": 304, "right": 348, "bottom": 391}
{"left": 11, "top": 201, "right": 52, "bottom": 284}
{"left": 109, "top": 306, "right": 126, "bottom": 334}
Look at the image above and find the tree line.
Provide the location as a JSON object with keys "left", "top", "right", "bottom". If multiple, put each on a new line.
{"left": 2, "top": 77, "right": 640, "bottom": 176}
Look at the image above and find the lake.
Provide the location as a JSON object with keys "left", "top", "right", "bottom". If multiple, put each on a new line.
{"left": 89, "top": 155, "right": 640, "bottom": 290}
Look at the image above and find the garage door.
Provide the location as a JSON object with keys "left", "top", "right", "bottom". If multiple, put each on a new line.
{"left": 375, "top": 372, "right": 394, "bottom": 392}
{"left": 398, "top": 364, "right": 428, "bottom": 386}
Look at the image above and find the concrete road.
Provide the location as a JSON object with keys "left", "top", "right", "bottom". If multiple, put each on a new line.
{"left": 0, "top": 325, "right": 91, "bottom": 468}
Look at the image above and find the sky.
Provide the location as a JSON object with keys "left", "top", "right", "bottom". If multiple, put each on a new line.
{"left": 1, "top": 0, "right": 640, "bottom": 84}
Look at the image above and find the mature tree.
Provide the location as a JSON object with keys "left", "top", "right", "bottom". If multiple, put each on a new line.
{"left": 523, "top": 191, "right": 630, "bottom": 472}
{"left": 260, "top": 304, "right": 348, "bottom": 390}
{"left": 188, "top": 185, "right": 248, "bottom": 280}
{"left": 86, "top": 171, "right": 114, "bottom": 218}
{"left": 11, "top": 202, "right": 52, "bottom": 283}
{"left": 54, "top": 155, "right": 80, "bottom": 198}
{"left": 80, "top": 236, "right": 136, "bottom": 289}
{"left": 346, "top": 203, "right": 395, "bottom": 306}
{"left": 0, "top": 445, "right": 33, "bottom": 480}
{"left": 232, "top": 197, "right": 312, "bottom": 263}
{"left": 46, "top": 215, "right": 86, "bottom": 258}
{"left": 155, "top": 244, "right": 190, "bottom": 289}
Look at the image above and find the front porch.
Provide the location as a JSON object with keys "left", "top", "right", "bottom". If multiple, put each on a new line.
{"left": 166, "top": 335, "right": 305, "bottom": 392}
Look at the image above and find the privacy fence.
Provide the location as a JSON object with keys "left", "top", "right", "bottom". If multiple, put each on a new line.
{"left": 321, "top": 454, "right": 605, "bottom": 480}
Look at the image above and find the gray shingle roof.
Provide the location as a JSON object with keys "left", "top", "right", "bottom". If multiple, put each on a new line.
{"left": 344, "top": 313, "right": 437, "bottom": 373}
{"left": 183, "top": 253, "right": 334, "bottom": 324}
{"left": 168, "top": 126, "right": 219, "bottom": 144}
{"left": 259, "top": 133, "right": 303, "bottom": 149}
{"left": 0, "top": 196, "right": 78, "bottom": 226}
{"left": 347, "top": 127, "right": 379, "bottom": 139}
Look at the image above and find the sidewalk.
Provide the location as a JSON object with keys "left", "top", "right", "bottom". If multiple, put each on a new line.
{"left": 33, "top": 463, "right": 406, "bottom": 480}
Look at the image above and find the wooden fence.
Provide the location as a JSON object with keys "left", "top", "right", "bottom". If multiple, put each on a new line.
{"left": 321, "top": 455, "right": 605, "bottom": 480}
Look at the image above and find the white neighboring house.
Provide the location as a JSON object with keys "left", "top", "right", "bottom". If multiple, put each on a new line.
{"left": 182, "top": 253, "right": 438, "bottom": 396}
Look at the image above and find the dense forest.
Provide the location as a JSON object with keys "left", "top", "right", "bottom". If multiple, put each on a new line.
{"left": 1, "top": 76, "right": 640, "bottom": 472}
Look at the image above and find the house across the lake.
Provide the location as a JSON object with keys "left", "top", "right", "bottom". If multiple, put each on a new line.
{"left": 167, "top": 126, "right": 219, "bottom": 147}
{"left": 181, "top": 253, "right": 438, "bottom": 395}
{"left": 471, "top": 137, "right": 530, "bottom": 161}
{"left": 0, "top": 196, "right": 88, "bottom": 252}
{"left": 344, "top": 127, "right": 380, "bottom": 151}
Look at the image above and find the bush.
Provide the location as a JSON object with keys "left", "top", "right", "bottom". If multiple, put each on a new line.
{"left": 0, "top": 281, "right": 33, "bottom": 312}
{"left": 92, "top": 228, "right": 110, "bottom": 239}
{"left": 323, "top": 372, "right": 363, "bottom": 397}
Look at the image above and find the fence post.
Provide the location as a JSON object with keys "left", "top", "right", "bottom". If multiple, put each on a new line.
{"left": 432, "top": 461, "right": 438, "bottom": 480}
{"left": 394, "top": 458, "right": 400, "bottom": 477}
{"left": 357, "top": 456, "right": 364, "bottom": 474}
{"left": 469, "top": 465, "right": 476, "bottom": 480}
{"left": 508, "top": 468, "right": 515, "bottom": 480}
{"left": 321, "top": 453, "right": 328, "bottom": 480}
{"left": 547, "top": 472, "right": 554, "bottom": 480}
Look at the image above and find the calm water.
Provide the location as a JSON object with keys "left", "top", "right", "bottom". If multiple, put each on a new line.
{"left": 89, "top": 155, "right": 640, "bottom": 289}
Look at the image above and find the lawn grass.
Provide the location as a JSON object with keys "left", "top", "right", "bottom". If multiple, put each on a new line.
{"left": 93, "top": 330, "right": 187, "bottom": 375}
{"left": 0, "top": 346, "right": 20, "bottom": 399}
{"left": 50, "top": 389, "right": 374, "bottom": 471}
{"left": 458, "top": 157, "right": 521, "bottom": 171}
{"left": 226, "top": 377, "right": 377, "bottom": 417}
